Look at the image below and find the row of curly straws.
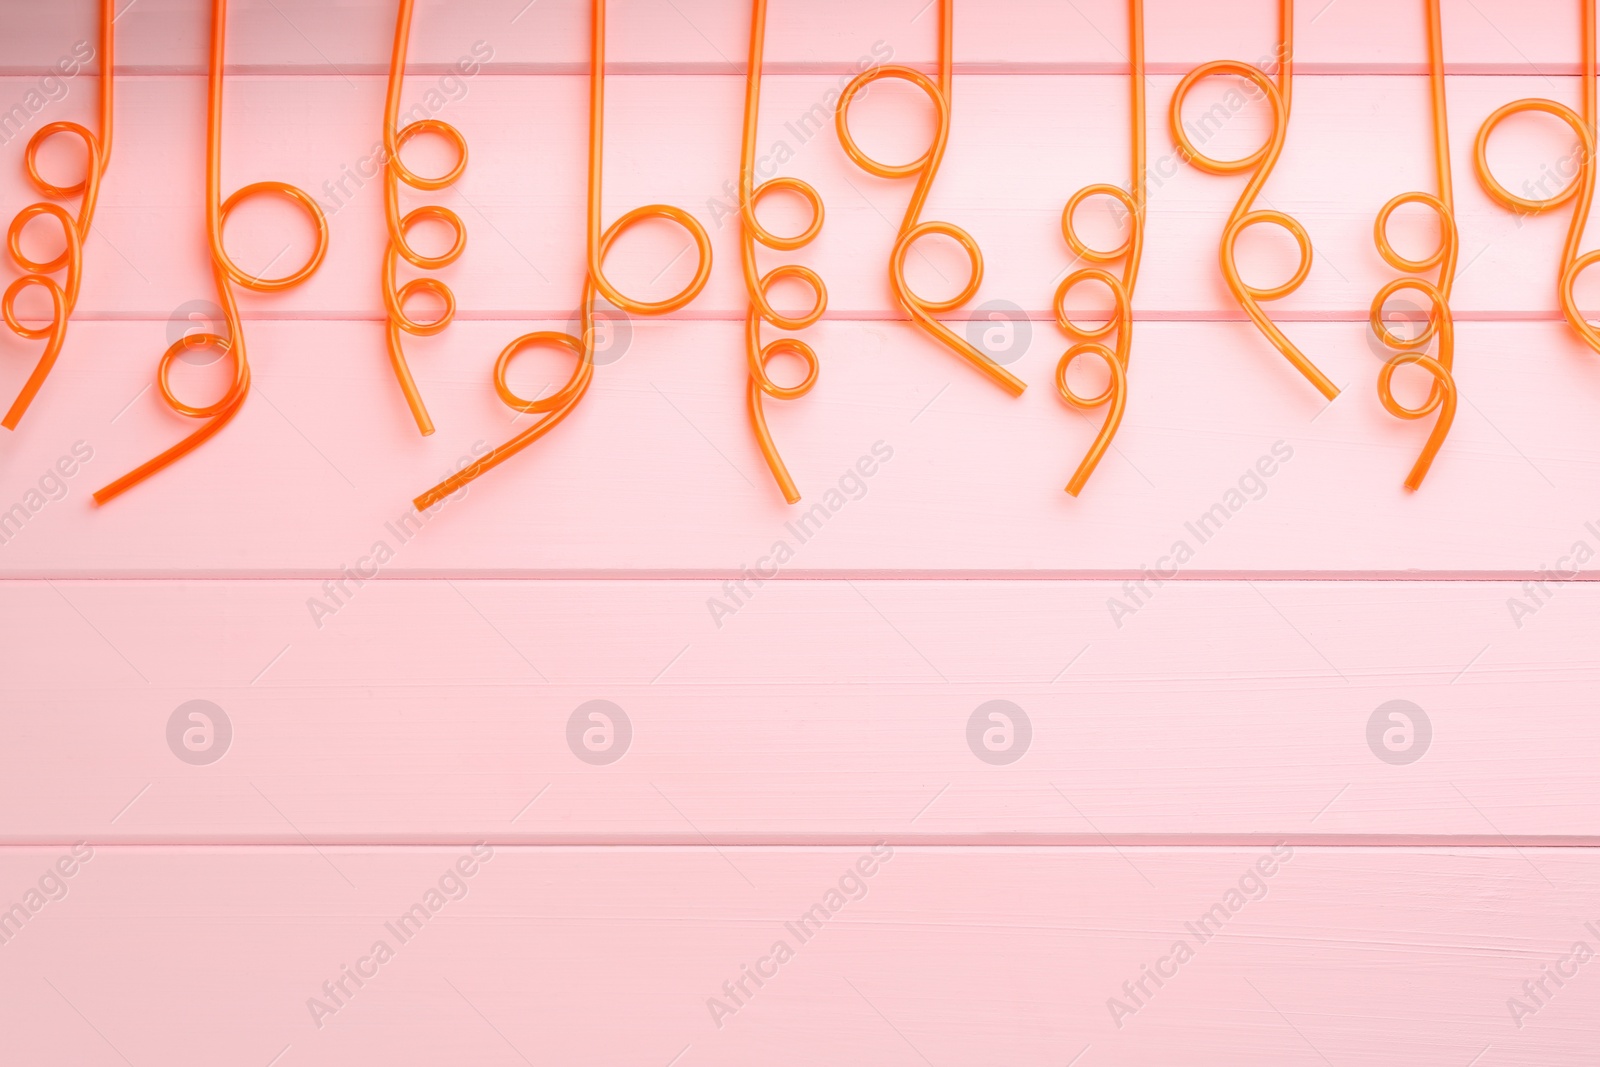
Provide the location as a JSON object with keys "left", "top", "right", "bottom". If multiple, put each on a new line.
{"left": 93, "top": 0, "right": 330, "bottom": 506}
{"left": 382, "top": 0, "right": 469, "bottom": 438}
{"left": 4, "top": 0, "right": 114, "bottom": 432}
{"left": 409, "top": 0, "right": 712, "bottom": 512}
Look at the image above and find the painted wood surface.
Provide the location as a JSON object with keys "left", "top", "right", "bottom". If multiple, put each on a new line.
{"left": 0, "top": 0, "right": 1595, "bottom": 1061}
{"left": 0, "top": 844, "right": 1593, "bottom": 1062}
{"left": 0, "top": 846, "right": 1595, "bottom": 1065}
{"left": 1, "top": 579, "right": 1596, "bottom": 843}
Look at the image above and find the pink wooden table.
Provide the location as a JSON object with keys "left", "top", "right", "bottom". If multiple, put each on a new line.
{"left": 0, "top": 0, "right": 1597, "bottom": 1063}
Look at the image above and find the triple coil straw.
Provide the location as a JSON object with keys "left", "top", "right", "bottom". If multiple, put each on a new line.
{"left": 381, "top": 0, "right": 469, "bottom": 437}
{"left": 3, "top": 0, "right": 114, "bottom": 431}
{"left": 1370, "top": 0, "right": 1458, "bottom": 491}
{"left": 1054, "top": 0, "right": 1144, "bottom": 497}
{"left": 27, "top": 0, "right": 1596, "bottom": 506}
{"left": 742, "top": 0, "right": 826, "bottom": 504}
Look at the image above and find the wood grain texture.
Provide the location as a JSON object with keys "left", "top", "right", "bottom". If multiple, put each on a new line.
{"left": 0, "top": 846, "right": 1595, "bottom": 1065}
{"left": 0, "top": 578, "right": 1593, "bottom": 843}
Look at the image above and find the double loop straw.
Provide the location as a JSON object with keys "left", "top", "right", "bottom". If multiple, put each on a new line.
{"left": 1170, "top": 0, "right": 1339, "bottom": 400}
{"left": 95, "top": 0, "right": 329, "bottom": 505}
{"left": 3, "top": 0, "right": 114, "bottom": 430}
{"left": 382, "top": 0, "right": 469, "bottom": 436}
{"left": 742, "top": 0, "right": 826, "bottom": 504}
{"left": 835, "top": 0, "right": 1026, "bottom": 396}
{"left": 1371, "top": 0, "right": 1458, "bottom": 490}
{"left": 1473, "top": 0, "right": 1600, "bottom": 353}
{"left": 412, "top": 0, "right": 712, "bottom": 511}
{"left": 1055, "top": 0, "right": 1144, "bottom": 496}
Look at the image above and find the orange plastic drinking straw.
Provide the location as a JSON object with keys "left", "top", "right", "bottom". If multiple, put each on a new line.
{"left": 381, "top": 0, "right": 468, "bottom": 437}
{"left": 1170, "top": 0, "right": 1339, "bottom": 400}
{"left": 1474, "top": 0, "right": 1600, "bottom": 353}
{"left": 1055, "top": 0, "right": 1144, "bottom": 496}
{"left": 2, "top": 0, "right": 115, "bottom": 430}
{"left": 1371, "top": 0, "right": 1457, "bottom": 491}
{"left": 94, "top": 0, "right": 329, "bottom": 505}
{"left": 411, "top": 0, "right": 712, "bottom": 511}
{"left": 834, "top": 0, "right": 1026, "bottom": 396}
{"left": 742, "top": 0, "right": 826, "bottom": 504}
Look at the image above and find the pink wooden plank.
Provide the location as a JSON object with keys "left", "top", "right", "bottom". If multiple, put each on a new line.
{"left": 0, "top": 0, "right": 1582, "bottom": 74}
{"left": 0, "top": 71, "right": 1589, "bottom": 321}
{"left": 2, "top": 578, "right": 1595, "bottom": 842}
{"left": 0, "top": 845, "right": 1593, "bottom": 1065}
{"left": 0, "top": 317, "right": 1592, "bottom": 575}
